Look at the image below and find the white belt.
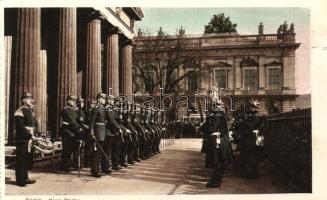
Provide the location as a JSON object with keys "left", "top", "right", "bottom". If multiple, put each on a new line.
{"left": 62, "top": 121, "right": 69, "bottom": 125}
{"left": 96, "top": 122, "right": 106, "bottom": 126}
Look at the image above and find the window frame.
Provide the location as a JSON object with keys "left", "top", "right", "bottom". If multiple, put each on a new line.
{"left": 213, "top": 68, "right": 228, "bottom": 89}
{"left": 187, "top": 72, "right": 200, "bottom": 92}
{"left": 242, "top": 66, "right": 257, "bottom": 90}
{"left": 266, "top": 66, "right": 282, "bottom": 90}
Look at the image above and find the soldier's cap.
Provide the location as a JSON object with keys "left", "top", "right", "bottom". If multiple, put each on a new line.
{"left": 77, "top": 97, "right": 85, "bottom": 103}
{"left": 96, "top": 92, "right": 107, "bottom": 100}
{"left": 253, "top": 102, "right": 260, "bottom": 108}
{"left": 20, "top": 92, "right": 34, "bottom": 100}
{"left": 66, "top": 95, "right": 77, "bottom": 101}
{"left": 107, "top": 94, "right": 115, "bottom": 100}
{"left": 89, "top": 99, "right": 97, "bottom": 104}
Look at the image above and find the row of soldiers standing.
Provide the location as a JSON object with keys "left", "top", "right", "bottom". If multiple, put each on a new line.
{"left": 60, "top": 92, "right": 171, "bottom": 178}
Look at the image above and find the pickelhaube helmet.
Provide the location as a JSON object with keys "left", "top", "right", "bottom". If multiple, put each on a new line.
{"left": 107, "top": 94, "right": 115, "bottom": 100}
{"left": 66, "top": 94, "right": 77, "bottom": 101}
{"left": 77, "top": 96, "right": 84, "bottom": 103}
{"left": 96, "top": 92, "right": 107, "bottom": 100}
{"left": 89, "top": 99, "right": 97, "bottom": 104}
{"left": 251, "top": 99, "right": 260, "bottom": 108}
{"left": 20, "top": 92, "right": 34, "bottom": 100}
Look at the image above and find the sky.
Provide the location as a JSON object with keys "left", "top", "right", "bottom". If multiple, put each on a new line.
{"left": 136, "top": 8, "right": 310, "bottom": 94}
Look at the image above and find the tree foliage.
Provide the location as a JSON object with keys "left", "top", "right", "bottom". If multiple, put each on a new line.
{"left": 204, "top": 13, "right": 237, "bottom": 34}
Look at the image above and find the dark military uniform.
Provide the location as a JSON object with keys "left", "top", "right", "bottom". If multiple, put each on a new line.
{"left": 84, "top": 104, "right": 95, "bottom": 167}
{"left": 14, "top": 106, "right": 37, "bottom": 186}
{"left": 132, "top": 110, "right": 148, "bottom": 160}
{"left": 239, "top": 110, "right": 264, "bottom": 179}
{"left": 73, "top": 106, "right": 88, "bottom": 168}
{"left": 206, "top": 110, "right": 232, "bottom": 187}
{"left": 60, "top": 105, "right": 83, "bottom": 171}
{"left": 200, "top": 112, "right": 215, "bottom": 168}
{"left": 131, "top": 108, "right": 144, "bottom": 162}
{"left": 143, "top": 110, "right": 155, "bottom": 156}
{"left": 123, "top": 110, "right": 138, "bottom": 164}
{"left": 89, "top": 105, "right": 107, "bottom": 177}
{"left": 103, "top": 106, "right": 121, "bottom": 172}
{"left": 116, "top": 109, "right": 131, "bottom": 167}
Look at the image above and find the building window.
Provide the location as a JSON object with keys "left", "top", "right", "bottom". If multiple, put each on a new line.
{"left": 188, "top": 73, "right": 198, "bottom": 92}
{"left": 267, "top": 67, "right": 281, "bottom": 89}
{"left": 243, "top": 68, "right": 256, "bottom": 90}
{"left": 214, "top": 69, "right": 227, "bottom": 89}
{"left": 144, "top": 71, "right": 155, "bottom": 92}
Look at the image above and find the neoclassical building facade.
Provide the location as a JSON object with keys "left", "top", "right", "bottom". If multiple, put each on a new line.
{"left": 134, "top": 24, "right": 300, "bottom": 117}
{"left": 4, "top": 7, "right": 143, "bottom": 144}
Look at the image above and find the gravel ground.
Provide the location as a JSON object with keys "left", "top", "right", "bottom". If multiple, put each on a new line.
{"left": 5, "top": 138, "right": 295, "bottom": 195}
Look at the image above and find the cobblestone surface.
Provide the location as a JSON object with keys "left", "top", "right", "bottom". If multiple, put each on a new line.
{"left": 5, "top": 139, "right": 293, "bottom": 195}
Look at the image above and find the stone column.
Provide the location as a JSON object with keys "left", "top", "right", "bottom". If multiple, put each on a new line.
{"left": 120, "top": 39, "right": 133, "bottom": 101}
{"left": 57, "top": 8, "right": 77, "bottom": 132}
{"left": 104, "top": 28, "right": 120, "bottom": 96}
{"left": 85, "top": 14, "right": 102, "bottom": 100}
{"left": 39, "top": 50, "right": 47, "bottom": 134}
{"left": 5, "top": 36, "right": 12, "bottom": 144}
{"left": 14, "top": 8, "right": 42, "bottom": 129}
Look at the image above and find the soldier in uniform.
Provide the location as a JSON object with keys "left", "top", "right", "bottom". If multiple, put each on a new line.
{"left": 131, "top": 104, "right": 144, "bottom": 162}
{"left": 200, "top": 106, "right": 216, "bottom": 168}
{"left": 132, "top": 104, "right": 148, "bottom": 160}
{"left": 84, "top": 99, "right": 97, "bottom": 167}
{"left": 14, "top": 92, "right": 37, "bottom": 187}
{"left": 89, "top": 93, "right": 108, "bottom": 177}
{"left": 143, "top": 108, "right": 156, "bottom": 156}
{"left": 123, "top": 103, "right": 139, "bottom": 165}
{"left": 73, "top": 97, "right": 88, "bottom": 169}
{"left": 206, "top": 100, "right": 231, "bottom": 188}
{"left": 60, "top": 95, "right": 84, "bottom": 172}
{"left": 239, "top": 100, "right": 265, "bottom": 179}
{"left": 114, "top": 98, "right": 131, "bottom": 167}
{"left": 102, "top": 94, "right": 122, "bottom": 172}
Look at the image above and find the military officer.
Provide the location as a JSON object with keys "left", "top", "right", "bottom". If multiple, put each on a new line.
{"left": 102, "top": 94, "right": 122, "bottom": 173}
{"left": 132, "top": 104, "right": 148, "bottom": 160}
{"left": 14, "top": 92, "right": 38, "bottom": 187}
{"left": 120, "top": 103, "right": 137, "bottom": 165}
{"left": 206, "top": 100, "right": 231, "bottom": 188}
{"left": 239, "top": 100, "right": 264, "bottom": 179}
{"left": 200, "top": 106, "right": 215, "bottom": 168}
{"left": 84, "top": 99, "right": 97, "bottom": 167}
{"left": 73, "top": 97, "right": 88, "bottom": 169}
{"left": 60, "top": 95, "right": 84, "bottom": 172}
{"left": 114, "top": 99, "right": 131, "bottom": 167}
{"left": 89, "top": 93, "right": 108, "bottom": 177}
{"left": 143, "top": 108, "right": 155, "bottom": 157}
{"left": 131, "top": 104, "right": 144, "bottom": 162}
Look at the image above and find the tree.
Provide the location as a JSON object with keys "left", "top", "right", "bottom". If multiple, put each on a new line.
{"left": 204, "top": 13, "right": 237, "bottom": 34}
{"left": 133, "top": 28, "right": 206, "bottom": 95}
{"left": 132, "top": 28, "right": 207, "bottom": 121}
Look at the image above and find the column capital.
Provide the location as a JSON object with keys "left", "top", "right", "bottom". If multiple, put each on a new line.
{"left": 108, "top": 26, "right": 122, "bottom": 35}
{"left": 87, "top": 10, "right": 105, "bottom": 22}
{"left": 121, "top": 38, "right": 134, "bottom": 47}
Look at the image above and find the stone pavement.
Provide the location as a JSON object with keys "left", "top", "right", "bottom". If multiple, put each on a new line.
{"left": 5, "top": 139, "right": 294, "bottom": 195}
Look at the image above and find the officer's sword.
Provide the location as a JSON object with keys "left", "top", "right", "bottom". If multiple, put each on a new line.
{"left": 92, "top": 137, "right": 111, "bottom": 165}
